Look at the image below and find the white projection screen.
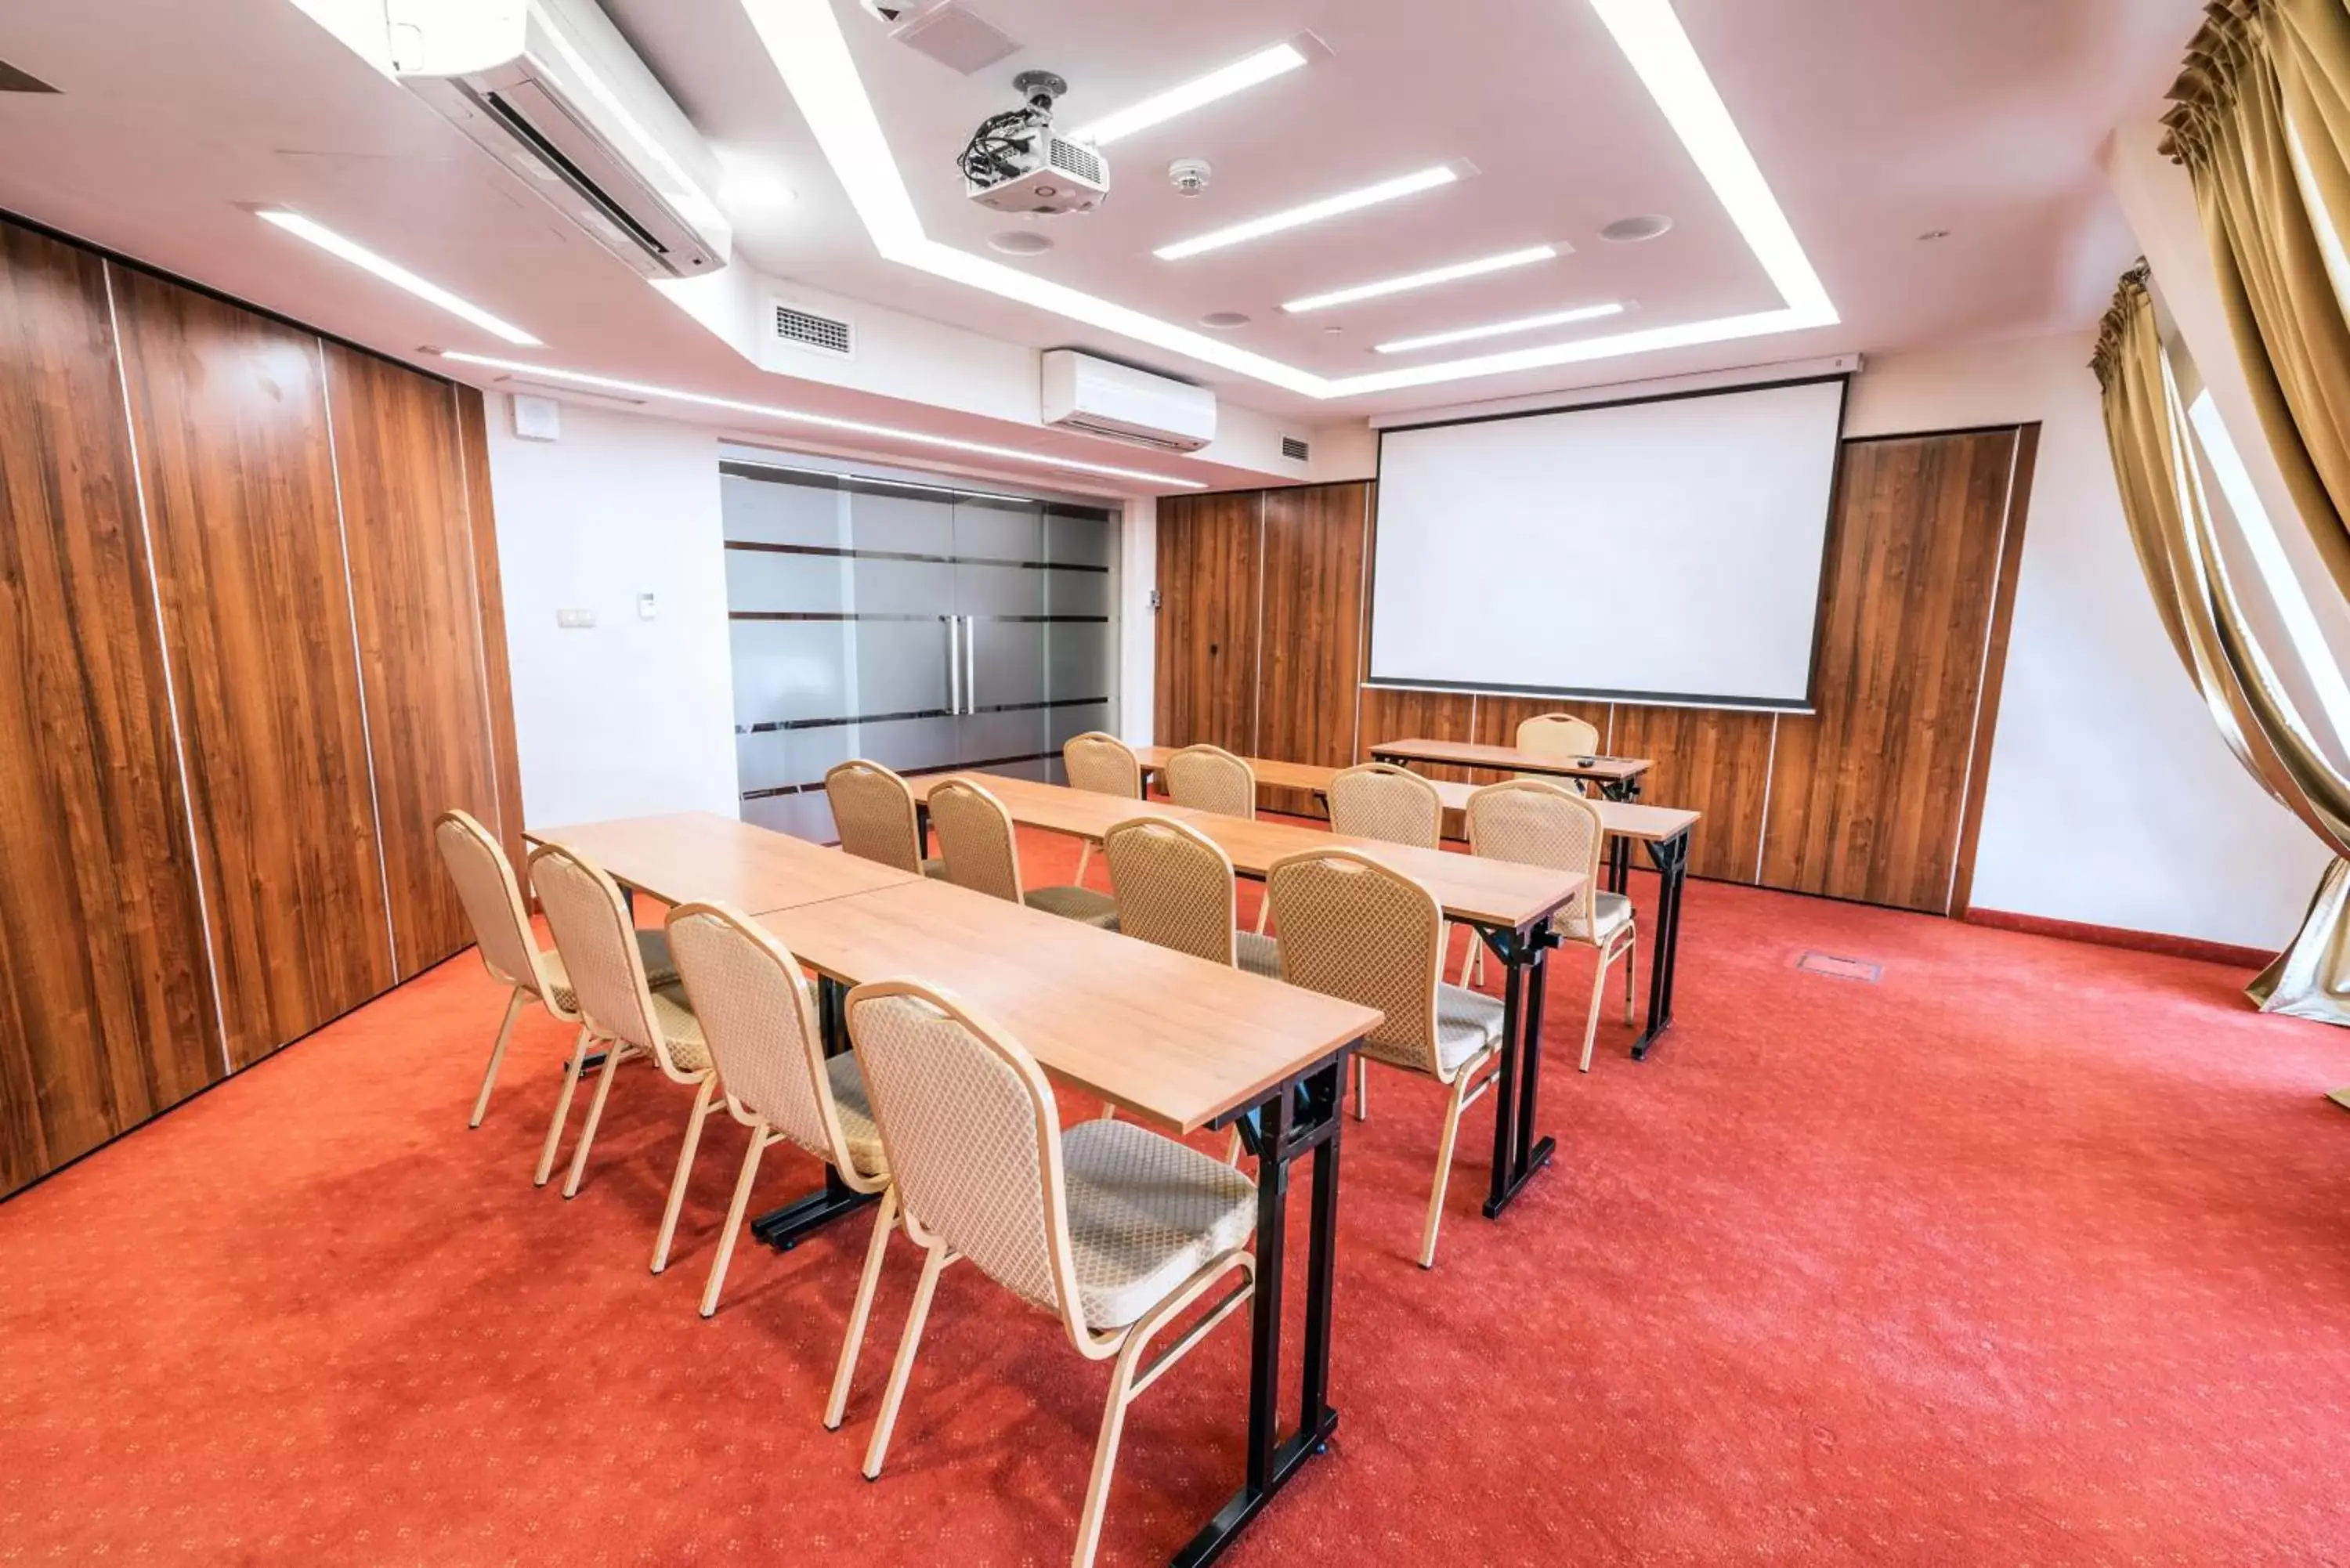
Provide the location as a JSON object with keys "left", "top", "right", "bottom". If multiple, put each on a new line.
{"left": 1368, "top": 378, "right": 1849, "bottom": 710}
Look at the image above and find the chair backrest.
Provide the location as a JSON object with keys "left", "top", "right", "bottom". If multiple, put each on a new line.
{"left": 826, "top": 760, "right": 924, "bottom": 873}
{"left": 1325, "top": 763, "right": 1442, "bottom": 850}
{"left": 1464, "top": 779, "right": 1602, "bottom": 932}
{"left": 1062, "top": 732, "right": 1143, "bottom": 799}
{"left": 1267, "top": 848, "right": 1443, "bottom": 1075}
{"left": 927, "top": 779, "right": 1025, "bottom": 903}
{"left": 433, "top": 810, "right": 553, "bottom": 1002}
{"left": 528, "top": 842, "right": 665, "bottom": 1053}
{"left": 1102, "top": 815, "right": 1239, "bottom": 966}
{"left": 846, "top": 981, "right": 1086, "bottom": 1332}
{"left": 666, "top": 901, "right": 864, "bottom": 1173}
{"left": 1515, "top": 713, "right": 1600, "bottom": 794}
{"left": 1165, "top": 743, "right": 1256, "bottom": 820}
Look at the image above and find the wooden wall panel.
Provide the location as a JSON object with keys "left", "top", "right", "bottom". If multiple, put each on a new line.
{"left": 1609, "top": 704, "right": 1780, "bottom": 883}
{"left": 1153, "top": 491, "right": 1260, "bottom": 753}
{"left": 0, "top": 228, "right": 221, "bottom": 1195}
{"left": 1256, "top": 482, "right": 1370, "bottom": 815}
{"left": 114, "top": 269, "right": 394, "bottom": 1068}
{"left": 457, "top": 386, "right": 526, "bottom": 878}
{"left": 327, "top": 345, "right": 499, "bottom": 979}
{"left": 1356, "top": 687, "right": 1480, "bottom": 782}
{"left": 1759, "top": 428, "right": 2028, "bottom": 912}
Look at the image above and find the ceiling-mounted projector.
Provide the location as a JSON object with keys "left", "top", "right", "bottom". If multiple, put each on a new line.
{"left": 959, "top": 70, "right": 1108, "bottom": 215}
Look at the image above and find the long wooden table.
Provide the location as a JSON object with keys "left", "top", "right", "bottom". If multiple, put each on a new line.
{"left": 1130, "top": 750, "right": 1698, "bottom": 1059}
{"left": 908, "top": 771, "right": 1583, "bottom": 1217}
{"left": 1367, "top": 735, "right": 1654, "bottom": 799}
{"left": 521, "top": 812, "right": 1378, "bottom": 1566}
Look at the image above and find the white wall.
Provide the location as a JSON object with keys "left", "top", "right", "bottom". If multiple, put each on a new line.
{"left": 483, "top": 397, "right": 741, "bottom": 827}
{"left": 1119, "top": 495, "right": 1158, "bottom": 746}
{"left": 1848, "top": 334, "right": 2330, "bottom": 949}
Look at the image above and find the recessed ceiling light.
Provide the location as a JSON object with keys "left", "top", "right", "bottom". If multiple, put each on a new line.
{"left": 255, "top": 209, "right": 540, "bottom": 345}
{"left": 1155, "top": 164, "right": 1464, "bottom": 262}
{"left": 1282, "top": 244, "right": 1559, "bottom": 314}
{"left": 1066, "top": 38, "right": 1317, "bottom": 147}
{"left": 1199, "top": 311, "right": 1251, "bottom": 330}
{"left": 435, "top": 351, "right": 1206, "bottom": 488}
{"left": 1600, "top": 214, "right": 1673, "bottom": 244}
{"left": 989, "top": 229, "right": 1054, "bottom": 255}
{"left": 1373, "top": 302, "right": 1628, "bottom": 355}
{"left": 1323, "top": 326, "right": 1344, "bottom": 335}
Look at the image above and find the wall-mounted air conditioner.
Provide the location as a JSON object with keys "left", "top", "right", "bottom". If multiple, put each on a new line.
{"left": 389, "top": 0, "right": 732, "bottom": 280}
{"left": 1040, "top": 350, "right": 1217, "bottom": 453}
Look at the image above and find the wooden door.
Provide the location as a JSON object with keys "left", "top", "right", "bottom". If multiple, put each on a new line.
{"left": 114, "top": 270, "right": 395, "bottom": 1067}
{"left": 1153, "top": 492, "right": 1260, "bottom": 753}
{"left": 1256, "top": 483, "right": 1370, "bottom": 814}
{"left": 0, "top": 231, "right": 222, "bottom": 1194}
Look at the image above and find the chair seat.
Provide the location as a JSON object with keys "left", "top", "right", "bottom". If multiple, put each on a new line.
{"left": 1434, "top": 984, "right": 1506, "bottom": 1074}
{"left": 1234, "top": 930, "right": 1283, "bottom": 979}
{"left": 1061, "top": 1118, "right": 1256, "bottom": 1331}
{"left": 822, "top": 1052, "right": 888, "bottom": 1176}
{"left": 540, "top": 930, "right": 679, "bottom": 1013}
{"left": 649, "top": 985, "right": 711, "bottom": 1074}
{"left": 1564, "top": 891, "right": 1634, "bottom": 943}
{"left": 1024, "top": 885, "right": 1122, "bottom": 930}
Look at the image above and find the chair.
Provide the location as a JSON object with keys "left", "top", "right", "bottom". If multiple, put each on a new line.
{"left": 928, "top": 777, "right": 1120, "bottom": 929}
{"left": 1267, "top": 847, "right": 1505, "bottom": 1268}
{"left": 1464, "top": 779, "right": 1637, "bottom": 1072}
{"left": 432, "top": 810, "right": 678, "bottom": 1129}
{"left": 1103, "top": 815, "right": 1281, "bottom": 979}
{"left": 1515, "top": 712, "right": 1603, "bottom": 795}
{"left": 826, "top": 760, "right": 944, "bottom": 878}
{"left": 663, "top": 904, "right": 891, "bottom": 1351}
{"left": 1321, "top": 765, "right": 1452, "bottom": 1107}
{"left": 842, "top": 981, "right": 1257, "bottom": 1568}
{"left": 528, "top": 842, "right": 718, "bottom": 1275}
{"left": 1163, "top": 743, "right": 1256, "bottom": 820}
{"left": 1061, "top": 732, "right": 1143, "bottom": 889}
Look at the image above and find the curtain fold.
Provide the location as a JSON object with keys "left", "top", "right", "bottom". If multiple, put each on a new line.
{"left": 2093, "top": 269, "right": 2350, "bottom": 1023}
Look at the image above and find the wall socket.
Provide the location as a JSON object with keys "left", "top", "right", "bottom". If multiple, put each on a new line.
{"left": 556, "top": 607, "right": 596, "bottom": 629}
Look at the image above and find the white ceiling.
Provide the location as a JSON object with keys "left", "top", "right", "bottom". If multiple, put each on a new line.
{"left": 0, "top": 0, "right": 2206, "bottom": 486}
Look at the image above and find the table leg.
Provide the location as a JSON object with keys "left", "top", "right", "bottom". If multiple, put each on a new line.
{"left": 1629, "top": 829, "right": 1690, "bottom": 1060}
{"left": 1513, "top": 918, "right": 1555, "bottom": 1176}
{"left": 750, "top": 975, "right": 879, "bottom": 1248}
{"left": 1481, "top": 921, "right": 1559, "bottom": 1219}
{"left": 1484, "top": 934, "right": 1522, "bottom": 1214}
{"left": 916, "top": 803, "right": 931, "bottom": 859}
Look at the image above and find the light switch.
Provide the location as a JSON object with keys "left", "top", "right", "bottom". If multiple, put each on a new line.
{"left": 637, "top": 592, "right": 658, "bottom": 620}
{"left": 556, "top": 607, "right": 596, "bottom": 629}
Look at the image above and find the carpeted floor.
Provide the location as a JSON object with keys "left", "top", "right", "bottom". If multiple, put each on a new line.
{"left": 5, "top": 827, "right": 2349, "bottom": 1566}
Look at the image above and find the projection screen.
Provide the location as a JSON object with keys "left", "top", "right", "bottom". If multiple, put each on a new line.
{"left": 1368, "top": 377, "right": 1849, "bottom": 710}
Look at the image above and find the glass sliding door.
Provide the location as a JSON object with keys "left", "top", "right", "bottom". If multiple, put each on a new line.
{"left": 721, "top": 459, "right": 1119, "bottom": 840}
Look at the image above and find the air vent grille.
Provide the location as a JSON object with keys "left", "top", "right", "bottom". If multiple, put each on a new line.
{"left": 773, "top": 305, "right": 854, "bottom": 357}
{"left": 1281, "top": 435, "right": 1311, "bottom": 462}
{"left": 1048, "top": 138, "right": 1105, "bottom": 186}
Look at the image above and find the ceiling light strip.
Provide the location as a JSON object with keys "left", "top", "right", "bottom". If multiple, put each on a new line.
{"left": 1155, "top": 165, "right": 1461, "bottom": 261}
{"left": 1068, "top": 41, "right": 1311, "bottom": 147}
{"left": 1375, "top": 302, "right": 1626, "bottom": 354}
{"left": 438, "top": 352, "right": 1206, "bottom": 488}
{"left": 1283, "top": 245, "right": 1559, "bottom": 314}
{"left": 257, "top": 210, "right": 540, "bottom": 345}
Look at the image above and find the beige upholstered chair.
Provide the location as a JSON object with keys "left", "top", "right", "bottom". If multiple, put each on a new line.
{"left": 1164, "top": 742, "right": 1257, "bottom": 820}
{"left": 825, "top": 760, "right": 943, "bottom": 878}
{"left": 841, "top": 981, "right": 1256, "bottom": 1568}
{"left": 529, "top": 842, "right": 718, "bottom": 1274}
{"left": 663, "top": 905, "right": 891, "bottom": 1356}
{"left": 929, "top": 777, "right": 1120, "bottom": 929}
{"left": 1101, "top": 815, "right": 1281, "bottom": 979}
{"left": 1464, "top": 779, "right": 1636, "bottom": 1072}
{"left": 1061, "top": 732, "right": 1143, "bottom": 888}
{"left": 1515, "top": 712, "right": 1602, "bottom": 795}
{"left": 432, "top": 810, "right": 678, "bottom": 1129}
{"left": 1267, "top": 847, "right": 1505, "bottom": 1268}
{"left": 1325, "top": 762, "right": 1443, "bottom": 849}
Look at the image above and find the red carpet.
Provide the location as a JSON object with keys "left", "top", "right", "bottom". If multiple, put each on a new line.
{"left": 5, "top": 827, "right": 2350, "bottom": 1566}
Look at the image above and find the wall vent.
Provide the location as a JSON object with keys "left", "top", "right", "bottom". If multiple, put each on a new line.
{"left": 772, "top": 303, "right": 854, "bottom": 357}
{"left": 0, "top": 59, "right": 60, "bottom": 93}
{"left": 1281, "top": 435, "right": 1311, "bottom": 462}
{"left": 891, "top": 2, "right": 1021, "bottom": 75}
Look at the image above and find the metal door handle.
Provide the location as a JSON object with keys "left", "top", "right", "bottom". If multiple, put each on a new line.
{"left": 962, "top": 615, "right": 978, "bottom": 714}
{"left": 945, "top": 615, "right": 963, "bottom": 715}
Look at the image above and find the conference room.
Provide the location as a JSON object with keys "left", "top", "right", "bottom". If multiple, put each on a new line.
{"left": 6, "top": 1, "right": 2350, "bottom": 1563}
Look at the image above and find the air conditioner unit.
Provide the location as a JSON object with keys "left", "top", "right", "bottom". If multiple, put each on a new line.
{"left": 1040, "top": 350, "right": 1217, "bottom": 453}
{"left": 389, "top": 0, "right": 732, "bottom": 280}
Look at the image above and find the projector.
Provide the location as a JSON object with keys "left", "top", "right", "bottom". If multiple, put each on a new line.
{"left": 960, "top": 70, "right": 1109, "bottom": 215}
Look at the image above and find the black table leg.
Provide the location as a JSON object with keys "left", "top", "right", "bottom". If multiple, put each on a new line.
{"left": 915, "top": 803, "right": 931, "bottom": 858}
{"left": 1629, "top": 829, "right": 1691, "bottom": 1060}
{"left": 1176, "top": 1054, "right": 1347, "bottom": 1566}
{"left": 1513, "top": 918, "right": 1556, "bottom": 1178}
{"left": 1480, "top": 921, "right": 1560, "bottom": 1220}
{"left": 750, "top": 975, "right": 879, "bottom": 1248}
{"left": 1484, "top": 934, "right": 1523, "bottom": 1214}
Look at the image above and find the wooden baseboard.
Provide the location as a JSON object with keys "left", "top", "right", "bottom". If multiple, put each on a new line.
{"left": 1961, "top": 908, "right": 2275, "bottom": 970}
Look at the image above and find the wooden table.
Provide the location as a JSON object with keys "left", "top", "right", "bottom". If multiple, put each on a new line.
{"left": 519, "top": 812, "right": 1379, "bottom": 1566}
{"left": 1131, "top": 750, "right": 1699, "bottom": 1059}
{"left": 1366, "top": 735, "right": 1654, "bottom": 799}
{"left": 909, "top": 771, "right": 1582, "bottom": 1218}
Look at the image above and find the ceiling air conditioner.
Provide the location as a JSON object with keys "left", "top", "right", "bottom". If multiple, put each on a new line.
{"left": 388, "top": 0, "right": 731, "bottom": 280}
{"left": 1040, "top": 350, "right": 1217, "bottom": 453}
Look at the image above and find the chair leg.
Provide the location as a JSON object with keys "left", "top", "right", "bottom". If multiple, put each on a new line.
{"left": 1419, "top": 1073, "right": 1472, "bottom": 1269}
{"left": 534, "top": 1026, "right": 591, "bottom": 1187}
{"left": 826, "top": 1185, "right": 899, "bottom": 1429}
{"left": 700, "top": 1123, "right": 769, "bottom": 1317}
{"left": 471, "top": 988, "right": 528, "bottom": 1129}
{"left": 1352, "top": 1055, "right": 1368, "bottom": 1122}
{"left": 653, "top": 1075, "right": 719, "bottom": 1274}
{"left": 1623, "top": 928, "right": 1639, "bottom": 1025}
{"left": 1252, "top": 897, "right": 1270, "bottom": 936}
{"left": 1074, "top": 841, "right": 1094, "bottom": 889}
{"left": 561, "top": 1040, "right": 627, "bottom": 1198}
{"left": 1071, "top": 1347, "right": 1144, "bottom": 1568}
{"left": 1580, "top": 942, "right": 1610, "bottom": 1074}
{"left": 862, "top": 1243, "right": 949, "bottom": 1479}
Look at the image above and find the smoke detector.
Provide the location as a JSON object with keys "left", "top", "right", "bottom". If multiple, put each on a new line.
{"left": 1168, "top": 158, "right": 1212, "bottom": 197}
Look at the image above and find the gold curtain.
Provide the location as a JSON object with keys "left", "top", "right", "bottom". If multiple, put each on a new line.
{"left": 2163, "top": 0, "right": 2350, "bottom": 602}
{"left": 2093, "top": 270, "right": 2350, "bottom": 1023}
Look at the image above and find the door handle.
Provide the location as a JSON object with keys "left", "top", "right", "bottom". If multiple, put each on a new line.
{"left": 961, "top": 615, "right": 979, "bottom": 714}
{"left": 945, "top": 614, "right": 962, "bottom": 715}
